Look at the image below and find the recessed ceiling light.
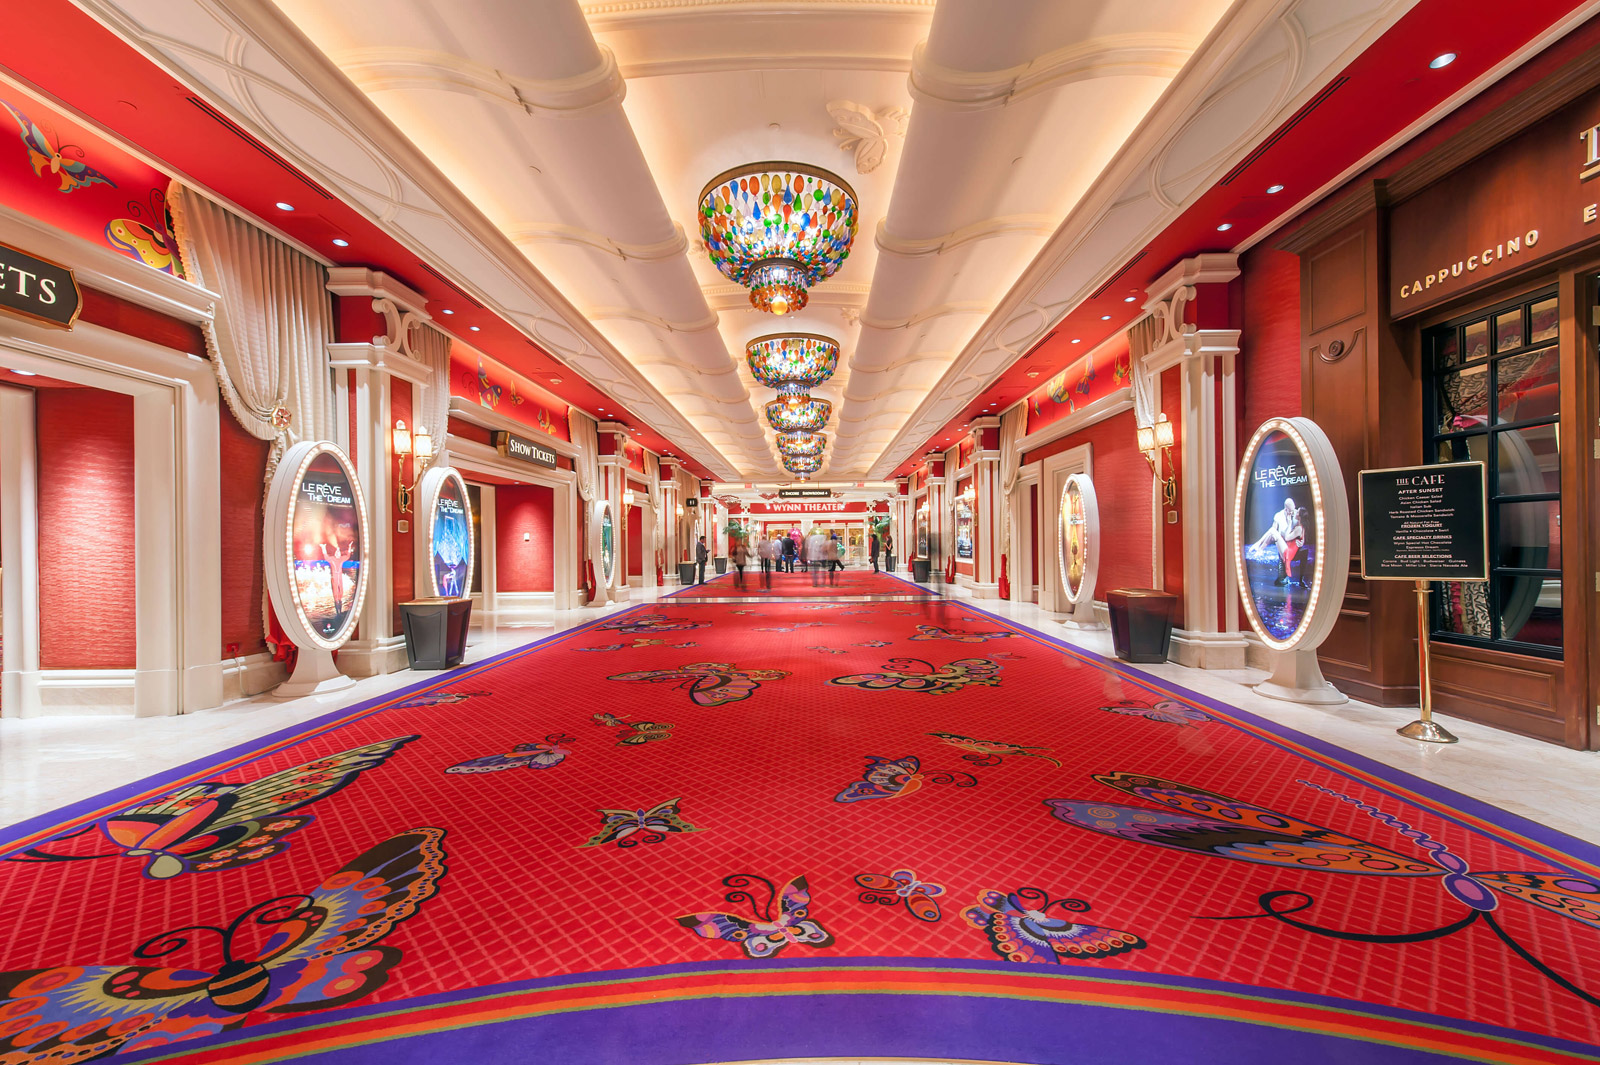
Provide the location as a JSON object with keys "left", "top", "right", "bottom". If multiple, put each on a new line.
{"left": 1123, "top": 295, "right": 1137, "bottom": 302}
{"left": 1430, "top": 52, "right": 1457, "bottom": 69}
{"left": 1099, "top": 315, "right": 1111, "bottom": 321}
{"left": 10, "top": 369, "right": 37, "bottom": 376}
{"left": 332, "top": 238, "right": 349, "bottom": 247}
{"left": 1071, "top": 338, "right": 1081, "bottom": 344}
{"left": 549, "top": 376, "right": 563, "bottom": 384}
{"left": 1266, "top": 184, "right": 1284, "bottom": 194}
{"left": 469, "top": 326, "right": 481, "bottom": 332}
{"left": 441, "top": 309, "right": 453, "bottom": 315}
{"left": 1217, "top": 222, "right": 1233, "bottom": 231}
{"left": 275, "top": 202, "right": 294, "bottom": 211}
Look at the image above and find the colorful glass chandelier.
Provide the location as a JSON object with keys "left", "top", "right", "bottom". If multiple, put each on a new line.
{"left": 776, "top": 431, "right": 827, "bottom": 459}
{"left": 746, "top": 334, "right": 839, "bottom": 392}
{"left": 783, "top": 455, "right": 823, "bottom": 475}
{"left": 699, "top": 163, "right": 859, "bottom": 315}
{"left": 764, "top": 395, "right": 831, "bottom": 433}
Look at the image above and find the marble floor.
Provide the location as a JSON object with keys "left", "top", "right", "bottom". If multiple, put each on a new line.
{"left": 2, "top": 575, "right": 1595, "bottom": 844}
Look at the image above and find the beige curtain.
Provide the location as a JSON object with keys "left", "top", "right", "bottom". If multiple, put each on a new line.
{"left": 570, "top": 409, "right": 600, "bottom": 504}
{"left": 411, "top": 324, "right": 452, "bottom": 471}
{"left": 998, "top": 404, "right": 1026, "bottom": 563}
{"left": 169, "top": 184, "right": 333, "bottom": 475}
{"left": 1126, "top": 316, "right": 1163, "bottom": 429}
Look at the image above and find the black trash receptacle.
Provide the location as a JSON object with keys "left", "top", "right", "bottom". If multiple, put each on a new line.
{"left": 911, "top": 558, "right": 932, "bottom": 582}
{"left": 1105, "top": 588, "right": 1178, "bottom": 663}
{"left": 677, "top": 562, "right": 697, "bottom": 585}
{"left": 713, "top": 556, "right": 728, "bottom": 574}
{"left": 400, "top": 597, "right": 473, "bottom": 669}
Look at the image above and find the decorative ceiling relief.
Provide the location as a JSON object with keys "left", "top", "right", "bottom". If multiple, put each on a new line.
{"left": 827, "top": 100, "right": 908, "bottom": 175}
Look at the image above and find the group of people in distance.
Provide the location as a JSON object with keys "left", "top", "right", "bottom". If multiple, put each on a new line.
{"left": 692, "top": 526, "right": 892, "bottom": 588}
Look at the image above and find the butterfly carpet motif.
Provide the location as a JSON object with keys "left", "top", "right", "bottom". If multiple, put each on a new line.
{"left": 445, "top": 734, "right": 573, "bottom": 773}
{"left": 607, "top": 662, "right": 789, "bottom": 707}
{"left": 1046, "top": 772, "right": 1600, "bottom": 1005}
{"left": 3, "top": 737, "right": 417, "bottom": 880}
{"left": 829, "top": 657, "right": 1001, "bottom": 695}
{"left": 963, "top": 886, "right": 1146, "bottom": 963}
{"left": 854, "top": 869, "right": 945, "bottom": 922}
{"left": 908, "top": 625, "right": 1015, "bottom": 643}
{"left": 592, "top": 713, "right": 673, "bottom": 746}
{"left": 1100, "top": 699, "right": 1211, "bottom": 727}
{"left": 0, "top": 828, "right": 447, "bottom": 1063}
{"left": 927, "top": 732, "right": 1061, "bottom": 768}
{"left": 580, "top": 798, "right": 699, "bottom": 848}
{"left": 833, "top": 755, "right": 976, "bottom": 803}
{"left": 678, "top": 874, "right": 833, "bottom": 959}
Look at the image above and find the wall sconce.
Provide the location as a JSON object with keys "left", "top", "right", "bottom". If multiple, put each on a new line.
{"left": 1137, "top": 414, "right": 1177, "bottom": 509}
{"left": 676, "top": 503, "right": 684, "bottom": 517}
{"left": 623, "top": 488, "right": 636, "bottom": 508}
{"left": 959, "top": 484, "right": 976, "bottom": 503}
{"left": 392, "top": 418, "right": 434, "bottom": 513}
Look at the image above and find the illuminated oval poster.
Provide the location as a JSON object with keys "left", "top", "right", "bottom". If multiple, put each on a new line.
{"left": 266, "top": 440, "right": 370, "bottom": 651}
{"left": 421, "top": 466, "right": 474, "bottom": 599}
{"left": 598, "top": 501, "right": 616, "bottom": 583}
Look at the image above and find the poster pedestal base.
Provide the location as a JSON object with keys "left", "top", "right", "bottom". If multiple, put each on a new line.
{"left": 1060, "top": 606, "right": 1103, "bottom": 631}
{"left": 1254, "top": 648, "right": 1346, "bottom": 705}
{"left": 271, "top": 648, "right": 355, "bottom": 699}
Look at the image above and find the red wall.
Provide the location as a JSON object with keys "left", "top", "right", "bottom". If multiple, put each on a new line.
{"left": 390, "top": 380, "right": 414, "bottom": 629}
{"left": 37, "top": 388, "right": 137, "bottom": 669}
{"left": 1023, "top": 408, "right": 1152, "bottom": 598}
{"left": 1239, "top": 246, "right": 1304, "bottom": 449}
{"left": 218, "top": 404, "right": 269, "bottom": 656}
{"left": 626, "top": 504, "right": 643, "bottom": 577}
{"left": 496, "top": 484, "right": 554, "bottom": 592}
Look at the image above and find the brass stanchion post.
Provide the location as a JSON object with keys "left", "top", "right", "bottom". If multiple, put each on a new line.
{"left": 1397, "top": 578, "right": 1459, "bottom": 743}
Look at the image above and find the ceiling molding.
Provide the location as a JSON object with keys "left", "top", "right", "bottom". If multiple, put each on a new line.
{"left": 828, "top": 99, "right": 908, "bottom": 174}
{"left": 335, "top": 45, "right": 627, "bottom": 116}
{"left": 504, "top": 221, "right": 689, "bottom": 262}
{"left": 874, "top": 214, "right": 1056, "bottom": 258}
{"left": 581, "top": 305, "right": 722, "bottom": 333}
{"left": 858, "top": 300, "right": 990, "bottom": 330}
{"left": 909, "top": 33, "right": 1198, "bottom": 112}
{"left": 582, "top": 0, "right": 934, "bottom": 17}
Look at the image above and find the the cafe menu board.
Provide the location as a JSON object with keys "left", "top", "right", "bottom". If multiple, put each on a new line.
{"left": 1359, "top": 462, "right": 1488, "bottom": 581}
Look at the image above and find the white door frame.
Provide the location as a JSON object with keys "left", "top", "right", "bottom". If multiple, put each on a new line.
{"left": 1009, "top": 464, "right": 1041, "bottom": 605}
{"left": 1037, "top": 444, "right": 1092, "bottom": 617}
{"left": 0, "top": 320, "right": 223, "bottom": 717}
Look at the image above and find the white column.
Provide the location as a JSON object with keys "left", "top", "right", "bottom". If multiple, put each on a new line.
{"left": 0, "top": 386, "right": 39, "bottom": 718}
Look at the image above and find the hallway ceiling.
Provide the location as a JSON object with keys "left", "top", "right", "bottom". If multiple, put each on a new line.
{"left": 47, "top": 0, "right": 1576, "bottom": 481}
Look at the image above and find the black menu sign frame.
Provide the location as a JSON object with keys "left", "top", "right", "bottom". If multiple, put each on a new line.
{"left": 1358, "top": 461, "right": 1489, "bottom": 582}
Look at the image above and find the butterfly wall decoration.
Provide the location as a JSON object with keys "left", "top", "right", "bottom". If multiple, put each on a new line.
{"left": 579, "top": 798, "right": 700, "bottom": 848}
{"left": 908, "top": 625, "right": 1016, "bottom": 643}
{"left": 1099, "top": 700, "right": 1212, "bottom": 727}
{"left": 829, "top": 657, "right": 1002, "bottom": 696}
{"left": 475, "top": 358, "right": 503, "bottom": 408}
{"left": 607, "top": 662, "right": 789, "bottom": 707}
{"left": 0, "top": 828, "right": 446, "bottom": 1063}
{"left": 927, "top": 732, "right": 1061, "bottom": 768}
{"left": 597, "top": 614, "right": 711, "bottom": 635}
{"left": 963, "top": 886, "right": 1146, "bottom": 964}
{"left": 1045, "top": 773, "right": 1600, "bottom": 1005}
{"left": 592, "top": 713, "right": 673, "bottom": 746}
{"left": 445, "top": 734, "right": 574, "bottom": 774}
{"left": 833, "top": 755, "right": 977, "bottom": 803}
{"left": 3, "top": 737, "right": 418, "bottom": 880}
{"left": 677, "top": 874, "right": 834, "bottom": 959}
{"left": 854, "top": 868, "right": 945, "bottom": 922}
{"left": 105, "top": 217, "right": 176, "bottom": 274}
{"left": 2, "top": 100, "right": 115, "bottom": 194}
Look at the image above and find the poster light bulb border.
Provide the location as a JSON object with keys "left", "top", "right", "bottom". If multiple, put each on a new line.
{"left": 264, "top": 439, "right": 371, "bottom": 653}
{"left": 1231, "top": 416, "right": 1350, "bottom": 653}
{"left": 1059, "top": 472, "right": 1100, "bottom": 608}
{"left": 418, "top": 465, "right": 475, "bottom": 599}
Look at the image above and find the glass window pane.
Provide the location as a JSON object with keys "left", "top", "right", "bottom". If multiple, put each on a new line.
{"left": 1500, "top": 577, "right": 1561, "bottom": 648}
{"left": 1494, "top": 308, "right": 1524, "bottom": 351}
{"left": 1434, "top": 329, "right": 1460, "bottom": 371}
{"left": 1528, "top": 296, "right": 1558, "bottom": 344}
{"left": 1433, "top": 580, "right": 1490, "bottom": 637}
{"left": 1496, "top": 423, "right": 1560, "bottom": 496}
{"left": 1498, "top": 500, "right": 1560, "bottom": 571}
{"left": 1463, "top": 320, "right": 1490, "bottom": 361}
{"left": 1435, "top": 364, "right": 1490, "bottom": 434}
{"left": 1495, "top": 349, "right": 1560, "bottom": 424}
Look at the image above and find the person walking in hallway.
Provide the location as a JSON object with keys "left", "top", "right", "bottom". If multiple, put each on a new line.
{"left": 869, "top": 528, "right": 879, "bottom": 573}
{"left": 695, "top": 535, "right": 709, "bottom": 585}
{"left": 883, "top": 530, "right": 893, "bottom": 574}
{"left": 731, "top": 535, "right": 749, "bottom": 589}
{"left": 781, "top": 533, "right": 796, "bottom": 573}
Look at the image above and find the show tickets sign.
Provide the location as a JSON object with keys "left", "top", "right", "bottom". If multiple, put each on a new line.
{"left": 1391, "top": 84, "right": 1600, "bottom": 315}
{"left": 1359, "top": 462, "right": 1488, "bottom": 581}
{"left": 0, "top": 241, "right": 81, "bottom": 329}
{"left": 492, "top": 430, "right": 558, "bottom": 469}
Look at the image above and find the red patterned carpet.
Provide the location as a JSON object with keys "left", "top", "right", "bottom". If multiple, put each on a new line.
{"left": 670, "top": 566, "right": 932, "bottom": 597}
{"left": 3, "top": 595, "right": 1599, "bottom": 1065}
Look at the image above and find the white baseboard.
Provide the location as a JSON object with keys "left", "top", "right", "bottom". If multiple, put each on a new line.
{"left": 338, "top": 635, "right": 410, "bottom": 678}
{"left": 1169, "top": 628, "right": 1250, "bottom": 670}
{"left": 493, "top": 591, "right": 558, "bottom": 624}
{"left": 25, "top": 669, "right": 138, "bottom": 716}
{"left": 222, "top": 652, "right": 288, "bottom": 702}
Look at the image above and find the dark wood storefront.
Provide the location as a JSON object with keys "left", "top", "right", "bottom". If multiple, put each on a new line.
{"left": 1278, "top": 58, "right": 1600, "bottom": 748}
